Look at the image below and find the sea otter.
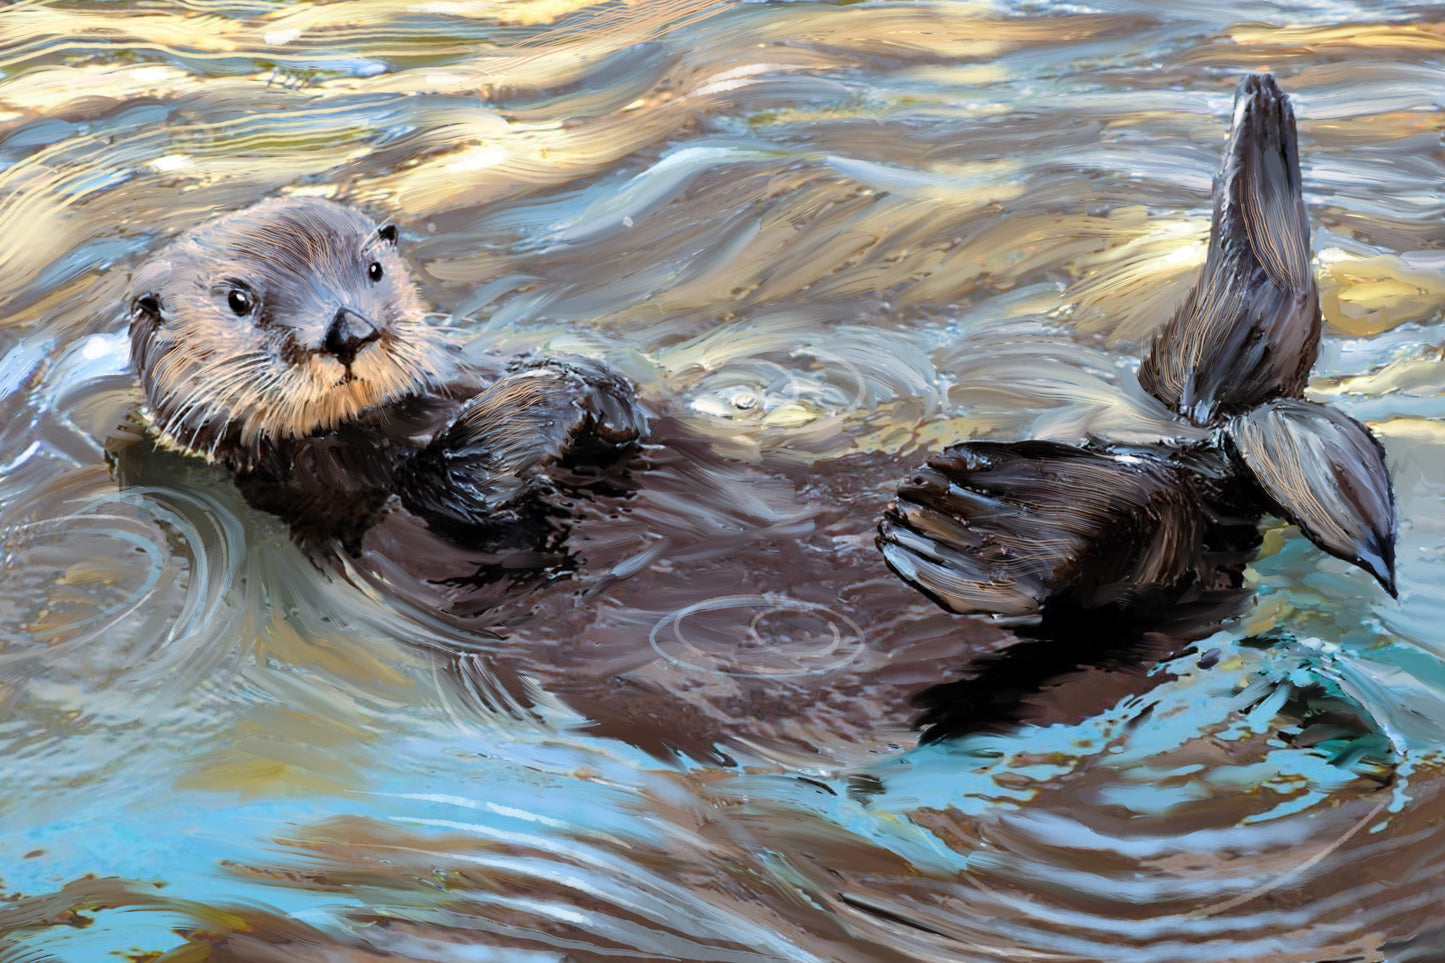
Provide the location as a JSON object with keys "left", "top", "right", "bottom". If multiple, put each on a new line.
{"left": 879, "top": 73, "right": 1396, "bottom": 626}
{"left": 127, "top": 197, "right": 645, "bottom": 548}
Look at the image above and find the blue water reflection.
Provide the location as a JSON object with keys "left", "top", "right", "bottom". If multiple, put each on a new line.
{"left": 2, "top": 0, "right": 1443, "bottom": 960}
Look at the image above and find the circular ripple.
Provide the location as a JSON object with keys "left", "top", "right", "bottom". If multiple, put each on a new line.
{"left": 649, "top": 595, "right": 864, "bottom": 678}
{"left": 684, "top": 349, "right": 870, "bottom": 427}
{"left": 0, "top": 472, "right": 245, "bottom": 684}
{"left": 0, "top": 515, "right": 168, "bottom": 656}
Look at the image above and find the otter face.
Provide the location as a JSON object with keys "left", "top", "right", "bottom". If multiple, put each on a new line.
{"left": 129, "top": 197, "right": 453, "bottom": 461}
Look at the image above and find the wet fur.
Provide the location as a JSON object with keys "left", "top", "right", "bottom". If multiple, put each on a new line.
{"left": 128, "top": 197, "right": 644, "bottom": 549}
{"left": 879, "top": 73, "right": 1397, "bottom": 634}
{"left": 1138, "top": 73, "right": 1322, "bottom": 428}
{"left": 130, "top": 197, "right": 453, "bottom": 462}
{"left": 880, "top": 441, "right": 1264, "bottom": 623}
{"left": 1226, "top": 398, "right": 1396, "bottom": 593}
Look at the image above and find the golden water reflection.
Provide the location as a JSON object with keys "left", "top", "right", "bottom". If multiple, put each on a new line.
{"left": 1, "top": 0, "right": 1443, "bottom": 960}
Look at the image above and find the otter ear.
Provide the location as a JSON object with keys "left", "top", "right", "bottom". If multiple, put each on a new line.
{"left": 377, "top": 224, "right": 398, "bottom": 246}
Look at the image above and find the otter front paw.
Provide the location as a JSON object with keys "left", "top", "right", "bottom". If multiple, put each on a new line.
{"left": 398, "top": 358, "right": 646, "bottom": 536}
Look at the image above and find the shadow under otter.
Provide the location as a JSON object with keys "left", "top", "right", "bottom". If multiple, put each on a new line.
{"left": 881, "top": 74, "right": 1398, "bottom": 740}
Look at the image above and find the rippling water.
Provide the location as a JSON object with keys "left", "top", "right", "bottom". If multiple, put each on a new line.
{"left": 1, "top": 1, "right": 1443, "bottom": 960}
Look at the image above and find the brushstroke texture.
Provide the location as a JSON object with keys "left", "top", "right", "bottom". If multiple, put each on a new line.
{"left": 881, "top": 74, "right": 1396, "bottom": 641}
{"left": 1138, "top": 73, "right": 1321, "bottom": 426}
{"left": 0, "top": 3, "right": 1441, "bottom": 962}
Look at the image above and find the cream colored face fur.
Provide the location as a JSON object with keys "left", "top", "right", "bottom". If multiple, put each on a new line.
{"left": 129, "top": 197, "right": 452, "bottom": 461}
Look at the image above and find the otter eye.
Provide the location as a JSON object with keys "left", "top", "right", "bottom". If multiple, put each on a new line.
{"left": 367, "top": 261, "right": 384, "bottom": 283}
{"left": 135, "top": 295, "right": 160, "bottom": 317}
{"left": 227, "top": 288, "right": 254, "bottom": 317}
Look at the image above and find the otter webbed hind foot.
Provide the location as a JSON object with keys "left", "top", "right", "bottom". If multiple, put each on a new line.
{"left": 398, "top": 357, "right": 647, "bottom": 540}
{"left": 877, "top": 441, "right": 1258, "bottom": 626}
{"left": 1226, "top": 398, "right": 1397, "bottom": 596}
{"left": 1138, "top": 72, "right": 1321, "bottom": 426}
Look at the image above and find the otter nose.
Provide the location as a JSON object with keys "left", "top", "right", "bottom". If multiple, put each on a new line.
{"left": 323, "top": 308, "right": 379, "bottom": 366}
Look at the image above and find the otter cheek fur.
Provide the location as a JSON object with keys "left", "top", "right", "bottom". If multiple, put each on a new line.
{"left": 129, "top": 196, "right": 453, "bottom": 464}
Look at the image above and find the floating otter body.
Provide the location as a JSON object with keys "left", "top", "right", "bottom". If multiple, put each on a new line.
{"left": 880, "top": 73, "right": 1396, "bottom": 626}
{"left": 128, "top": 197, "right": 645, "bottom": 549}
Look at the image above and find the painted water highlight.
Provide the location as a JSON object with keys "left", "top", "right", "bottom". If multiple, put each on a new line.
{"left": 1, "top": 1, "right": 1444, "bottom": 960}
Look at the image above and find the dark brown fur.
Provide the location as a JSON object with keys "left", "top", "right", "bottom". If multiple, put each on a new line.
{"left": 879, "top": 73, "right": 1396, "bottom": 636}
{"left": 1138, "top": 73, "right": 1322, "bottom": 427}
{"left": 879, "top": 441, "right": 1263, "bottom": 625}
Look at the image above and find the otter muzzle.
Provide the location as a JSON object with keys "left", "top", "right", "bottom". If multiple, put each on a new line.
{"left": 324, "top": 308, "right": 380, "bottom": 366}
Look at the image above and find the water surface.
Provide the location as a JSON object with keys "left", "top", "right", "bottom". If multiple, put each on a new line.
{"left": 1, "top": 1, "right": 1444, "bottom": 960}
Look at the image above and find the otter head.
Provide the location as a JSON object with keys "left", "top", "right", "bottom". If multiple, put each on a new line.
{"left": 129, "top": 197, "right": 453, "bottom": 465}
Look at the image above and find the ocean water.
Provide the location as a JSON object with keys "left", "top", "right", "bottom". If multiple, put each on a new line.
{"left": 1, "top": 1, "right": 1443, "bottom": 960}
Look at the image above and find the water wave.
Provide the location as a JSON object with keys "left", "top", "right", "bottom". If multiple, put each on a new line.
{"left": 2, "top": 0, "right": 1443, "bottom": 960}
